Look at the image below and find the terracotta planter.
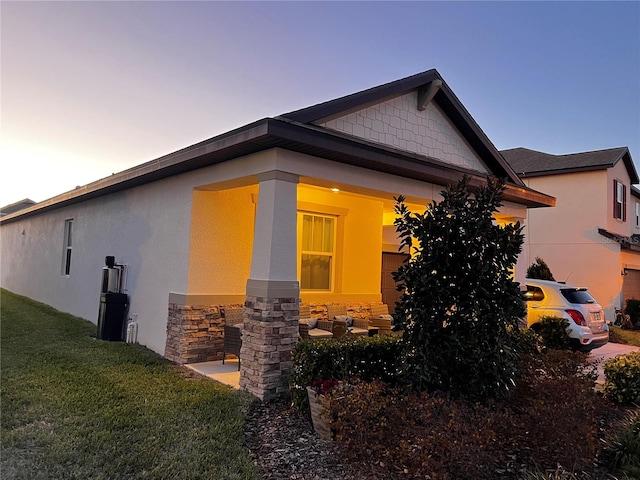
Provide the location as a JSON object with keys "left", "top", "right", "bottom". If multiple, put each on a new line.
{"left": 306, "top": 386, "right": 331, "bottom": 440}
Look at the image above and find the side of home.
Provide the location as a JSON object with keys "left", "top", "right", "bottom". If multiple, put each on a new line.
{"left": 502, "top": 147, "right": 640, "bottom": 319}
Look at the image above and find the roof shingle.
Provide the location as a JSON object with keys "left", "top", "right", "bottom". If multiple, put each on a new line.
{"left": 501, "top": 147, "right": 637, "bottom": 183}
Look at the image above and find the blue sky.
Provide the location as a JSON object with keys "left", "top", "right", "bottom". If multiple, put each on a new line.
{"left": 2, "top": 1, "right": 639, "bottom": 207}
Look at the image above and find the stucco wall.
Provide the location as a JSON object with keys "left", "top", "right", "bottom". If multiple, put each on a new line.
{"left": 0, "top": 176, "right": 194, "bottom": 354}
{"left": 298, "top": 186, "right": 383, "bottom": 297}
{"left": 2, "top": 146, "right": 535, "bottom": 357}
{"left": 187, "top": 186, "right": 257, "bottom": 294}
{"left": 605, "top": 160, "right": 637, "bottom": 236}
{"left": 524, "top": 170, "right": 608, "bottom": 251}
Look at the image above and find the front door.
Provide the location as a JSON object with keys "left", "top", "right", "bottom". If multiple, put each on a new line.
{"left": 381, "top": 252, "right": 409, "bottom": 309}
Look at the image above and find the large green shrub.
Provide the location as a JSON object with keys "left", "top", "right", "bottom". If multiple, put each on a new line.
{"left": 604, "top": 350, "right": 640, "bottom": 405}
{"left": 526, "top": 256, "right": 555, "bottom": 281}
{"left": 290, "top": 334, "right": 403, "bottom": 414}
{"left": 393, "top": 176, "right": 525, "bottom": 401}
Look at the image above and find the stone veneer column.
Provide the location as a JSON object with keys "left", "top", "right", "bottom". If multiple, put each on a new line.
{"left": 240, "top": 170, "right": 300, "bottom": 400}
{"left": 165, "top": 303, "right": 224, "bottom": 364}
{"left": 241, "top": 287, "right": 300, "bottom": 399}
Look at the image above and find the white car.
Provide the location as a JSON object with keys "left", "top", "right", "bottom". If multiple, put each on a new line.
{"left": 523, "top": 278, "right": 609, "bottom": 351}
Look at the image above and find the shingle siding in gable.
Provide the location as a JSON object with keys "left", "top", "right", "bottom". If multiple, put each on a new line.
{"left": 317, "top": 92, "right": 488, "bottom": 174}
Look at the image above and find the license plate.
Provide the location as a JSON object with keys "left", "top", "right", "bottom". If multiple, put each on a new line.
{"left": 593, "top": 312, "right": 601, "bottom": 321}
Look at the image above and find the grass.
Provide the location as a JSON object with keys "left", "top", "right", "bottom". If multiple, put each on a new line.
{"left": 609, "top": 327, "right": 640, "bottom": 347}
{"left": 0, "top": 289, "right": 260, "bottom": 480}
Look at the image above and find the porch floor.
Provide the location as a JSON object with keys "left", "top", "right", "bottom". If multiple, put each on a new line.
{"left": 186, "top": 358, "right": 240, "bottom": 389}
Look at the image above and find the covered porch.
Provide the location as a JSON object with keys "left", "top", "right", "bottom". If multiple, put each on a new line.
{"left": 164, "top": 148, "right": 530, "bottom": 400}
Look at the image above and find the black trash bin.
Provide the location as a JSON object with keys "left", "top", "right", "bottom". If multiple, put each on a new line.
{"left": 97, "top": 292, "right": 128, "bottom": 341}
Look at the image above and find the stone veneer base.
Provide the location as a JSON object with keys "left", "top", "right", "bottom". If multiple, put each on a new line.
{"left": 165, "top": 303, "right": 225, "bottom": 364}
{"left": 239, "top": 296, "right": 299, "bottom": 401}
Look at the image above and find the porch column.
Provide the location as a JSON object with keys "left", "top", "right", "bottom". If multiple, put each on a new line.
{"left": 240, "top": 170, "right": 300, "bottom": 400}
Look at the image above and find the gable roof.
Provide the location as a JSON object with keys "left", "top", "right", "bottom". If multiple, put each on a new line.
{"left": 281, "top": 69, "right": 523, "bottom": 186}
{"left": 501, "top": 146, "right": 638, "bottom": 183}
{"left": 1, "top": 70, "right": 555, "bottom": 224}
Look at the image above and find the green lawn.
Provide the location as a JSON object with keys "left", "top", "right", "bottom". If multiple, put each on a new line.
{"left": 1, "top": 289, "right": 260, "bottom": 480}
{"left": 609, "top": 326, "right": 640, "bottom": 347}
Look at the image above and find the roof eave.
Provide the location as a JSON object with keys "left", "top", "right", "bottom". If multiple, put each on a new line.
{"left": 620, "top": 149, "right": 639, "bottom": 184}
{"left": 598, "top": 228, "right": 640, "bottom": 252}
{"left": 1, "top": 117, "right": 554, "bottom": 224}
{"left": 517, "top": 164, "right": 613, "bottom": 178}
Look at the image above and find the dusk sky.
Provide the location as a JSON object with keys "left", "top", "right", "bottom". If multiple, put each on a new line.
{"left": 2, "top": 1, "right": 639, "bottom": 208}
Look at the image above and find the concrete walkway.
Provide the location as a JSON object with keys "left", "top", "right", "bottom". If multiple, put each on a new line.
{"left": 186, "top": 359, "right": 240, "bottom": 389}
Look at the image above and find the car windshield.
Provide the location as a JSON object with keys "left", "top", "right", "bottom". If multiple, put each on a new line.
{"left": 560, "top": 288, "right": 597, "bottom": 304}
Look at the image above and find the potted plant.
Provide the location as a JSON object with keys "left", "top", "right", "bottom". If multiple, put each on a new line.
{"left": 306, "top": 379, "right": 338, "bottom": 440}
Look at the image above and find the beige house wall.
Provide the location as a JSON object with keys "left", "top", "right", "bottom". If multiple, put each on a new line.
{"left": 521, "top": 166, "right": 639, "bottom": 320}
{"left": 605, "top": 159, "right": 636, "bottom": 236}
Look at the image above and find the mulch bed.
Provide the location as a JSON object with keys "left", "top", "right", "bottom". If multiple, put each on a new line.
{"left": 244, "top": 396, "right": 388, "bottom": 480}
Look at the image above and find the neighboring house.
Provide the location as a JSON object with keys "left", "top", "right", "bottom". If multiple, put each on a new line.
{"left": 0, "top": 69, "right": 554, "bottom": 400}
{"left": 502, "top": 147, "right": 640, "bottom": 320}
{"left": 0, "top": 198, "right": 36, "bottom": 217}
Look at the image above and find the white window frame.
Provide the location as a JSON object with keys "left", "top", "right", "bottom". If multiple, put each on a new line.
{"left": 636, "top": 201, "right": 640, "bottom": 228}
{"left": 614, "top": 180, "right": 626, "bottom": 221}
{"left": 61, "top": 219, "right": 73, "bottom": 276}
{"left": 299, "top": 212, "right": 336, "bottom": 292}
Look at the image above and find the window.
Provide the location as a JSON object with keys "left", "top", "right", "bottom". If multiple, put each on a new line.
{"left": 614, "top": 180, "right": 626, "bottom": 221}
{"left": 300, "top": 213, "right": 335, "bottom": 290}
{"left": 636, "top": 202, "right": 640, "bottom": 228}
{"left": 523, "top": 285, "right": 544, "bottom": 302}
{"left": 560, "top": 288, "right": 597, "bottom": 304}
{"left": 62, "top": 219, "right": 73, "bottom": 276}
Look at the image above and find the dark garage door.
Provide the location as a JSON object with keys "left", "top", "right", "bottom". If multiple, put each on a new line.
{"left": 623, "top": 268, "right": 640, "bottom": 307}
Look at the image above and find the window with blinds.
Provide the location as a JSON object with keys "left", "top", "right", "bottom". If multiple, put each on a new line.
{"left": 300, "top": 213, "right": 335, "bottom": 291}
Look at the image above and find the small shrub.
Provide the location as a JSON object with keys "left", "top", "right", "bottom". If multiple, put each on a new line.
{"left": 625, "top": 299, "right": 640, "bottom": 327}
{"left": 509, "top": 351, "right": 603, "bottom": 472}
{"left": 527, "top": 256, "right": 556, "bottom": 281}
{"left": 603, "top": 409, "right": 640, "bottom": 475}
{"left": 604, "top": 351, "right": 640, "bottom": 405}
{"left": 514, "top": 327, "right": 545, "bottom": 355}
{"left": 535, "top": 316, "right": 572, "bottom": 350}
{"left": 290, "top": 334, "right": 403, "bottom": 414}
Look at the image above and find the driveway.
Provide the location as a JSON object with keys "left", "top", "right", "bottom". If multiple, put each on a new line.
{"left": 590, "top": 341, "right": 640, "bottom": 383}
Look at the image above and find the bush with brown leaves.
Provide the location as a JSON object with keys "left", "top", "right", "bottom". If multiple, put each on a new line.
{"left": 327, "top": 351, "right": 623, "bottom": 479}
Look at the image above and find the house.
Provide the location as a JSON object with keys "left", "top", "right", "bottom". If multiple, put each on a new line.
{"left": 502, "top": 147, "right": 639, "bottom": 319}
{"left": 0, "top": 69, "right": 554, "bottom": 400}
{"left": 1, "top": 198, "right": 36, "bottom": 217}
